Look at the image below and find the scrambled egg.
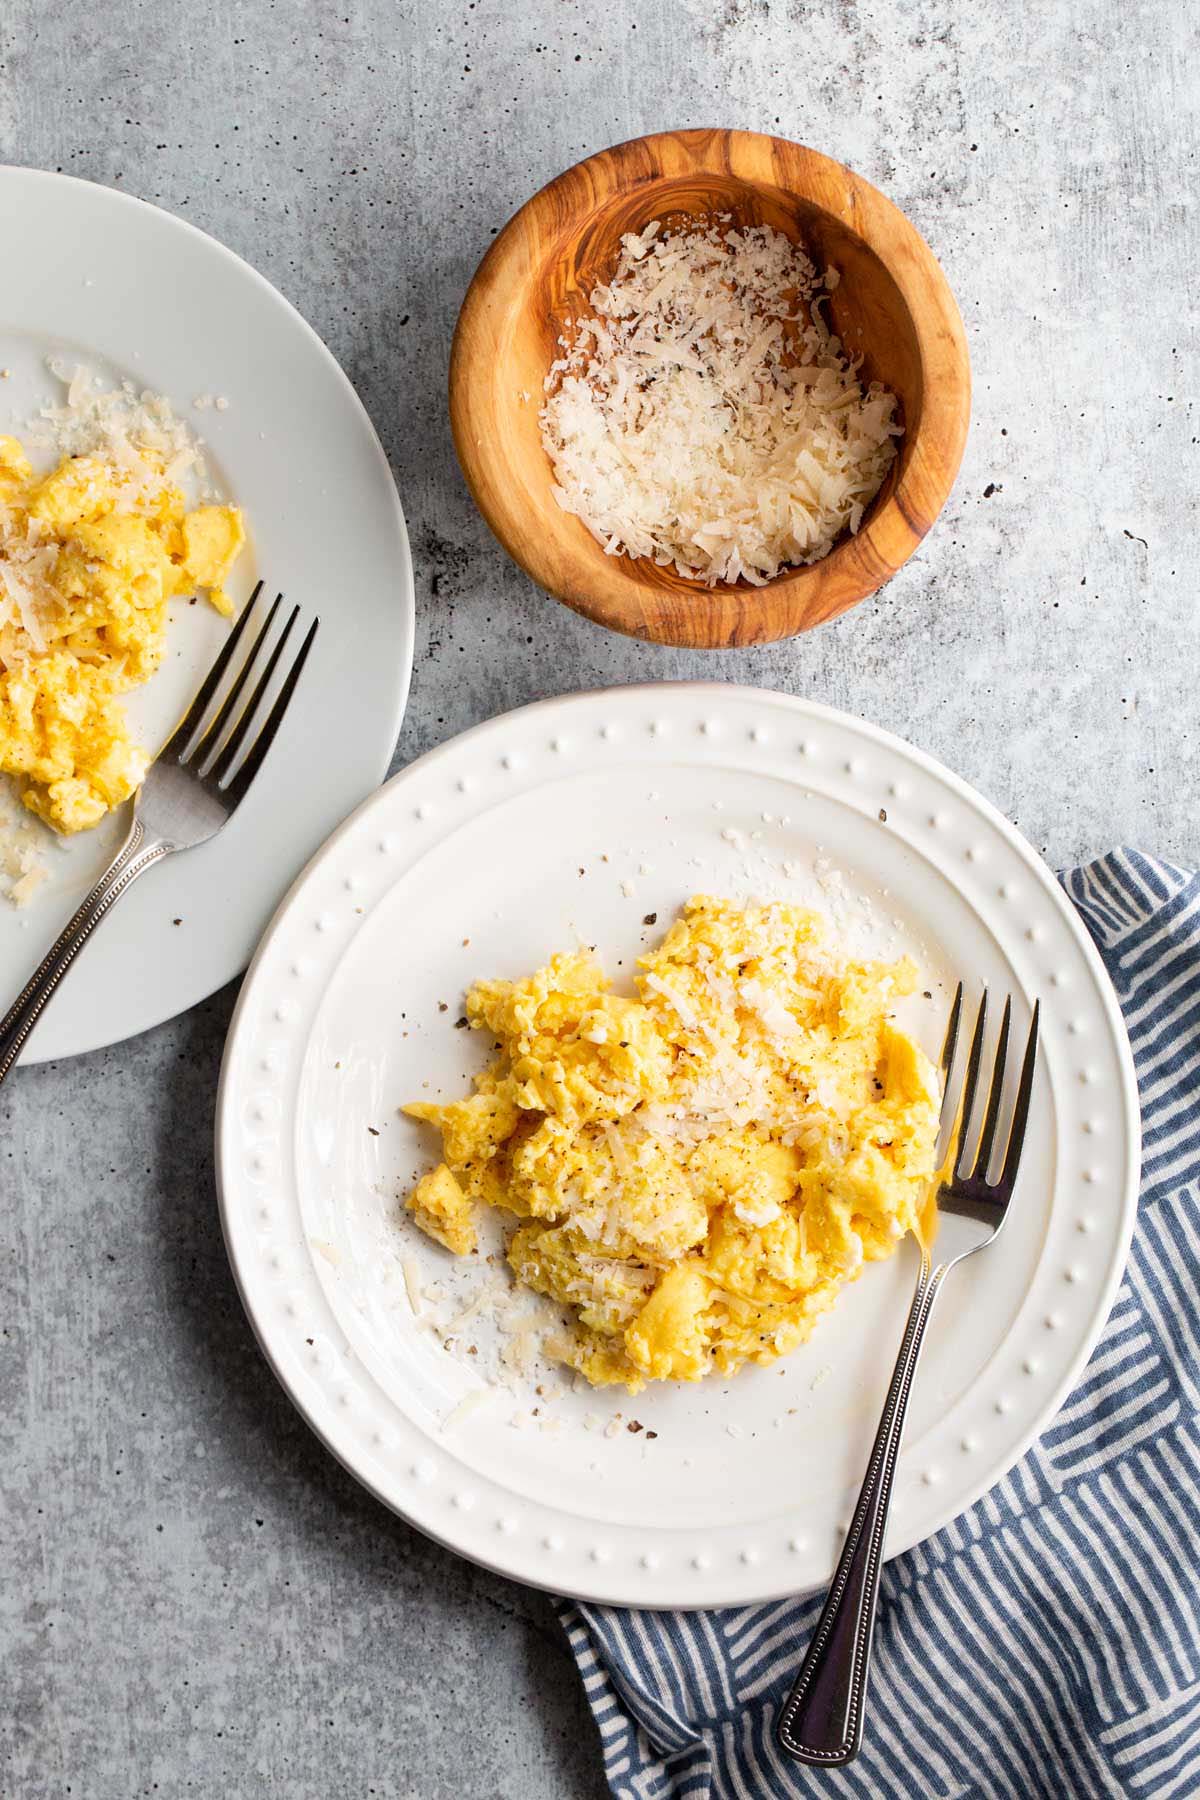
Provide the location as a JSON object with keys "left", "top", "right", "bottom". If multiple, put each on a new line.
{"left": 404, "top": 897, "right": 941, "bottom": 1392}
{"left": 0, "top": 434, "right": 244, "bottom": 833}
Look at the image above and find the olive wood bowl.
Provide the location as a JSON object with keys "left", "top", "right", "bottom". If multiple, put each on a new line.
{"left": 449, "top": 128, "right": 970, "bottom": 648}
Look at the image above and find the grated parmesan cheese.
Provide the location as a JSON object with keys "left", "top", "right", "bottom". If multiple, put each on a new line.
{"left": 30, "top": 360, "right": 214, "bottom": 505}
{"left": 439, "top": 1388, "right": 492, "bottom": 1434}
{"left": 0, "top": 780, "right": 52, "bottom": 905}
{"left": 641, "top": 970, "right": 700, "bottom": 1030}
{"left": 402, "top": 1257, "right": 425, "bottom": 1315}
{"left": 540, "top": 218, "right": 901, "bottom": 587}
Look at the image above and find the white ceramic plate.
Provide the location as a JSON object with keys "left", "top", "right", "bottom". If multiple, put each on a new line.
{"left": 0, "top": 167, "right": 413, "bottom": 1060}
{"left": 217, "top": 686, "right": 1139, "bottom": 1608}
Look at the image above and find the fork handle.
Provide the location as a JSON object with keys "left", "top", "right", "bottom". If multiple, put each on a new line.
{"left": 0, "top": 818, "right": 169, "bottom": 1084}
{"left": 777, "top": 1253, "right": 946, "bottom": 1766}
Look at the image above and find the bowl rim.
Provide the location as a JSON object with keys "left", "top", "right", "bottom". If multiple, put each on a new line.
{"left": 450, "top": 127, "right": 971, "bottom": 649}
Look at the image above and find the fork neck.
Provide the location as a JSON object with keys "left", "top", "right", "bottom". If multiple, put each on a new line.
{"left": 0, "top": 816, "right": 171, "bottom": 1084}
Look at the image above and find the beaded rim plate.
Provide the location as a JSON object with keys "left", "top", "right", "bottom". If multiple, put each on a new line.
{"left": 216, "top": 685, "right": 1139, "bottom": 1608}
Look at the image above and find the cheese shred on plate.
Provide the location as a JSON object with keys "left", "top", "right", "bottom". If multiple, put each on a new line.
{"left": 402, "top": 897, "right": 940, "bottom": 1394}
{"left": 539, "top": 218, "right": 902, "bottom": 587}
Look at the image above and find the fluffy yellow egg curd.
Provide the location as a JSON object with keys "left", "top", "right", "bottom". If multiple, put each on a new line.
{"left": 0, "top": 433, "right": 244, "bottom": 834}
{"left": 405, "top": 896, "right": 941, "bottom": 1394}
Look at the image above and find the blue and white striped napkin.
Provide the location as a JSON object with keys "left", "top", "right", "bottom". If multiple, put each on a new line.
{"left": 559, "top": 850, "right": 1200, "bottom": 1800}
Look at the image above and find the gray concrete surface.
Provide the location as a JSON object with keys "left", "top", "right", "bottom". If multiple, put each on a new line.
{"left": 2, "top": 0, "right": 1196, "bottom": 1795}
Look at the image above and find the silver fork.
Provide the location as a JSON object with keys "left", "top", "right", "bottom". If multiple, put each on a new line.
{"left": 776, "top": 985, "right": 1040, "bottom": 1768}
{"left": 0, "top": 582, "right": 318, "bottom": 1083}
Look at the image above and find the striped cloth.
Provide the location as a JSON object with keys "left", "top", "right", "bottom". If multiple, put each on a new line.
{"left": 559, "top": 850, "right": 1200, "bottom": 1800}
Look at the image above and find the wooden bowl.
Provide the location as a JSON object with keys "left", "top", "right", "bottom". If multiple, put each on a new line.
{"left": 450, "top": 129, "right": 970, "bottom": 649}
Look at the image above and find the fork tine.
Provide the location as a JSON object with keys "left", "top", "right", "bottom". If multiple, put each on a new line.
{"left": 934, "top": 982, "right": 964, "bottom": 1164}
{"left": 939, "top": 983, "right": 964, "bottom": 1095}
{"left": 162, "top": 580, "right": 264, "bottom": 758}
{"left": 971, "top": 995, "right": 1012, "bottom": 1181}
{"left": 953, "top": 991, "right": 989, "bottom": 1181}
{"left": 204, "top": 604, "right": 299, "bottom": 785}
{"left": 221, "top": 616, "right": 319, "bottom": 805}
{"left": 184, "top": 589, "right": 285, "bottom": 767}
{"left": 999, "top": 1002, "right": 1040, "bottom": 1193}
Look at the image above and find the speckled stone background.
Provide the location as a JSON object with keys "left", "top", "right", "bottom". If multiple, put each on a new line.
{"left": 1, "top": 0, "right": 1196, "bottom": 1794}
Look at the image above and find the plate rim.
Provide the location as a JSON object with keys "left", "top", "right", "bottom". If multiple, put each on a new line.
{"left": 0, "top": 163, "right": 415, "bottom": 1060}
{"left": 216, "top": 682, "right": 1141, "bottom": 1607}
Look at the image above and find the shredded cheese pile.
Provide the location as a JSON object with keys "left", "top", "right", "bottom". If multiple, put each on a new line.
{"left": 26, "top": 360, "right": 212, "bottom": 486}
{"left": 540, "top": 218, "right": 902, "bottom": 586}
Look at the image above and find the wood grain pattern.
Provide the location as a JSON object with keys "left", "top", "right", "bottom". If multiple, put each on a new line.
{"left": 450, "top": 129, "right": 971, "bottom": 649}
